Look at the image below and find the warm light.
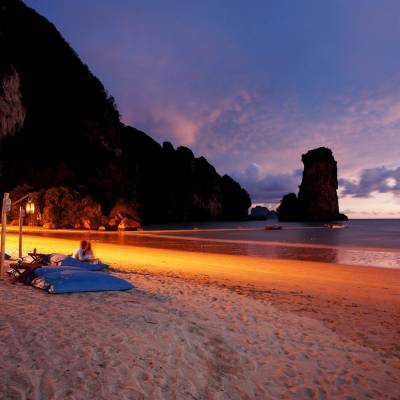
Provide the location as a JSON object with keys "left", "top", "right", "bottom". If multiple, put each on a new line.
{"left": 386, "top": 178, "right": 397, "bottom": 188}
{"left": 26, "top": 200, "right": 35, "bottom": 215}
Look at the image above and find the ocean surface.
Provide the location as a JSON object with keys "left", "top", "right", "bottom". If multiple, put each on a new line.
{"left": 22, "top": 219, "right": 400, "bottom": 269}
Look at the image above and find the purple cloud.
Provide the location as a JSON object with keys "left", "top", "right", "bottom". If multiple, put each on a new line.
{"left": 340, "top": 167, "right": 400, "bottom": 197}
{"left": 232, "top": 164, "right": 302, "bottom": 204}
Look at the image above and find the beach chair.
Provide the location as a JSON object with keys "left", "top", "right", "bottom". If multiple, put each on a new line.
{"left": 8, "top": 249, "right": 49, "bottom": 284}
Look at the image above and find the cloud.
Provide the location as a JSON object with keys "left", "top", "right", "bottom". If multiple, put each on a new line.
{"left": 122, "top": 106, "right": 201, "bottom": 146}
{"left": 232, "top": 164, "right": 302, "bottom": 203}
{"left": 340, "top": 166, "right": 400, "bottom": 197}
{"left": 382, "top": 102, "right": 400, "bottom": 125}
{"left": 155, "top": 86, "right": 400, "bottom": 182}
{"left": 237, "top": 161, "right": 400, "bottom": 208}
{"left": 121, "top": 90, "right": 257, "bottom": 149}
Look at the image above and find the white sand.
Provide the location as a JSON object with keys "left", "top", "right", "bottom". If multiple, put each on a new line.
{"left": 1, "top": 233, "right": 399, "bottom": 399}
{"left": 0, "top": 272, "right": 399, "bottom": 400}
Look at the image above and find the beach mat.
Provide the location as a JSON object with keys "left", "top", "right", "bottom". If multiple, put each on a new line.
{"left": 32, "top": 270, "right": 134, "bottom": 294}
{"left": 58, "top": 256, "right": 109, "bottom": 271}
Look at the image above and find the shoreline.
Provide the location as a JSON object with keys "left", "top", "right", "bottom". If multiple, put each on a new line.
{"left": 7, "top": 224, "right": 400, "bottom": 250}
{"left": 7, "top": 226, "right": 400, "bottom": 270}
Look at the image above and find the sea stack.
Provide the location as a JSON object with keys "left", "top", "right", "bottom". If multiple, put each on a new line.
{"left": 298, "top": 147, "right": 342, "bottom": 220}
{"left": 278, "top": 147, "right": 347, "bottom": 221}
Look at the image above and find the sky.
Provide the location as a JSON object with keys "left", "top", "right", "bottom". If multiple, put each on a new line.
{"left": 25, "top": 0, "right": 400, "bottom": 217}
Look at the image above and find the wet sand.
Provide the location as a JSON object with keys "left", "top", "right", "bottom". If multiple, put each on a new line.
{"left": 1, "top": 232, "right": 399, "bottom": 399}
{"left": 9, "top": 225, "right": 400, "bottom": 268}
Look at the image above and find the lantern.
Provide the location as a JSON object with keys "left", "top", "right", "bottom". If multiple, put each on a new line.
{"left": 26, "top": 199, "right": 35, "bottom": 215}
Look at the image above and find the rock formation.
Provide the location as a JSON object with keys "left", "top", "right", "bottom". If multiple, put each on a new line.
{"left": 277, "top": 147, "right": 347, "bottom": 221}
{"left": 0, "top": 65, "right": 25, "bottom": 138}
{"left": 108, "top": 203, "right": 141, "bottom": 231}
{"left": 249, "top": 206, "right": 278, "bottom": 220}
{"left": 250, "top": 206, "right": 269, "bottom": 219}
{"left": 0, "top": 0, "right": 251, "bottom": 226}
{"left": 276, "top": 193, "right": 301, "bottom": 222}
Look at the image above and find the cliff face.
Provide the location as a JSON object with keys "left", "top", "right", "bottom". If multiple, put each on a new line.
{"left": 0, "top": 66, "right": 25, "bottom": 139}
{"left": 0, "top": 0, "right": 122, "bottom": 208}
{"left": 277, "top": 148, "right": 347, "bottom": 222}
{"left": 0, "top": 0, "right": 250, "bottom": 224}
{"left": 119, "top": 127, "right": 250, "bottom": 222}
{"left": 298, "top": 147, "right": 340, "bottom": 221}
{"left": 277, "top": 193, "right": 301, "bottom": 222}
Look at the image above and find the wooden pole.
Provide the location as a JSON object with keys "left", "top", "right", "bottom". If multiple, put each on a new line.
{"left": 0, "top": 193, "right": 10, "bottom": 280}
{"left": 18, "top": 205, "right": 23, "bottom": 259}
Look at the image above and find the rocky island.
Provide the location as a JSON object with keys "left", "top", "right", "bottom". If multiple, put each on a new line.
{"left": 278, "top": 147, "right": 348, "bottom": 222}
{"left": 249, "top": 206, "right": 277, "bottom": 220}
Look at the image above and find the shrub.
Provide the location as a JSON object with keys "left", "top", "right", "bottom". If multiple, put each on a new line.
{"left": 9, "top": 185, "right": 103, "bottom": 229}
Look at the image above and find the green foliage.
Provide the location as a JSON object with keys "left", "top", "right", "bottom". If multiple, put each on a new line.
{"left": 40, "top": 187, "right": 102, "bottom": 229}
{"left": 9, "top": 185, "right": 102, "bottom": 229}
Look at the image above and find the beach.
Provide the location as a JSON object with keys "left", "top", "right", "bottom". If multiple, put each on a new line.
{"left": 1, "top": 232, "right": 400, "bottom": 399}
{"left": 3, "top": 1, "right": 400, "bottom": 398}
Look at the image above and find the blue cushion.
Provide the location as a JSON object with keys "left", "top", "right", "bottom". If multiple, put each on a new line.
{"left": 32, "top": 270, "right": 134, "bottom": 294}
{"left": 59, "top": 257, "right": 109, "bottom": 271}
{"left": 34, "top": 266, "right": 87, "bottom": 277}
{"left": 5, "top": 253, "right": 11, "bottom": 260}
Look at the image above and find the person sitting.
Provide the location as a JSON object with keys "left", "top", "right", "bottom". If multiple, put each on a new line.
{"left": 73, "top": 240, "right": 88, "bottom": 260}
{"left": 73, "top": 240, "right": 98, "bottom": 263}
{"left": 83, "top": 241, "right": 95, "bottom": 262}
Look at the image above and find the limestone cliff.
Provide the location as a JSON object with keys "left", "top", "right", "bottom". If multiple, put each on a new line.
{"left": 0, "top": 66, "right": 25, "bottom": 138}
{"left": 0, "top": 0, "right": 250, "bottom": 224}
{"left": 298, "top": 147, "right": 342, "bottom": 221}
{"left": 277, "top": 193, "right": 301, "bottom": 222}
{"left": 277, "top": 148, "right": 347, "bottom": 222}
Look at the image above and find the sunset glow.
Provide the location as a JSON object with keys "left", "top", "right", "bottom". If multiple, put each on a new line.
{"left": 24, "top": 0, "right": 400, "bottom": 217}
{"left": 2, "top": 2, "right": 400, "bottom": 398}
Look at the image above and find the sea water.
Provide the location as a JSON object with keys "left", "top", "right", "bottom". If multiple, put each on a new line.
{"left": 23, "top": 219, "right": 400, "bottom": 269}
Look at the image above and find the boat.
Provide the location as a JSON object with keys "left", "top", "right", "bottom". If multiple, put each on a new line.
{"left": 325, "top": 223, "right": 346, "bottom": 229}
{"left": 265, "top": 224, "right": 282, "bottom": 230}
